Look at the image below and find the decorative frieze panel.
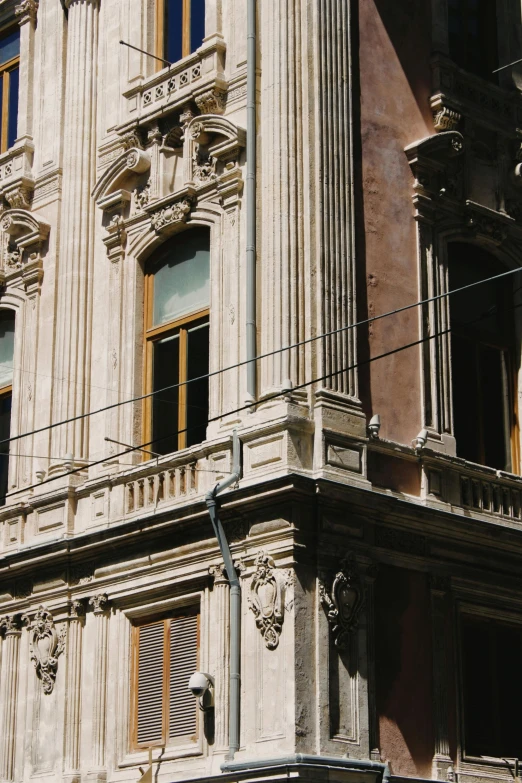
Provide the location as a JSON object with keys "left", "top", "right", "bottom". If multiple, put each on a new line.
{"left": 149, "top": 198, "right": 191, "bottom": 232}
{"left": 25, "top": 606, "right": 65, "bottom": 694}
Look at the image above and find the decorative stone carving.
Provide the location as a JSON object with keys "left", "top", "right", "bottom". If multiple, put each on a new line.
{"left": 6, "top": 248, "right": 22, "bottom": 270}
{"left": 26, "top": 607, "right": 65, "bottom": 694}
{"left": 15, "top": 0, "right": 38, "bottom": 24}
{"left": 150, "top": 199, "right": 191, "bottom": 232}
{"left": 120, "top": 129, "right": 143, "bottom": 150}
{"left": 133, "top": 182, "right": 150, "bottom": 211}
{"left": 0, "top": 615, "right": 21, "bottom": 635}
{"left": 193, "top": 149, "right": 217, "bottom": 185}
{"left": 5, "top": 185, "right": 32, "bottom": 210}
{"left": 180, "top": 107, "right": 195, "bottom": 129}
{"left": 69, "top": 600, "right": 85, "bottom": 618}
{"left": 466, "top": 211, "right": 508, "bottom": 245}
{"left": 433, "top": 106, "right": 461, "bottom": 133}
{"left": 195, "top": 88, "right": 227, "bottom": 115}
{"left": 248, "top": 551, "right": 290, "bottom": 650}
{"left": 320, "top": 553, "right": 364, "bottom": 650}
{"left": 88, "top": 593, "right": 108, "bottom": 614}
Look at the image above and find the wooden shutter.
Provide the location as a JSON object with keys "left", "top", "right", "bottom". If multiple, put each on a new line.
{"left": 168, "top": 614, "right": 198, "bottom": 738}
{"left": 136, "top": 621, "right": 165, "bottom": 745}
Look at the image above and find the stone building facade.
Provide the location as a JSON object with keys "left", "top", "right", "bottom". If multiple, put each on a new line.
{"left": 0, "top": 2, "right": 521, "bottom": 783}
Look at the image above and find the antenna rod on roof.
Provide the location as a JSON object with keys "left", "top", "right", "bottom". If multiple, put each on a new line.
{"left": 119, "top": 40, "right": 173, "bottom": 68}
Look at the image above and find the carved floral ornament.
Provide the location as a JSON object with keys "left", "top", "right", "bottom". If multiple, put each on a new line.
{"left": 150, "top": 199, "right": 191, "bottom": 233}
{"left": 25, "top": 607, "right": 66, "bottom": 695}
{"left": 248, "top": 551, "right": 293, "bottom": 650}
{"left": 319, "top": 553, "right": 364, "bottom": 650}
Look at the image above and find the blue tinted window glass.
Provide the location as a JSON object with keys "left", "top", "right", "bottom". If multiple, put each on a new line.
{"left": 7, "top": 67, "right": 18, "bottom": 149}
{"left": 165, "top": 0, "right": 183, "bottom": 63}
{"left": 0, "top": 31, "right": 19, "bottom": 67}
{"left": 190, "top": 0, "right": 205, "bottom": 53}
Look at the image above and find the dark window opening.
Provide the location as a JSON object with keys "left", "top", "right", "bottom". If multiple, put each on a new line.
{"left": 448, "top": 0, "right": 499, "bottom": 81}
{"left": 448, "top": 242, "right": 514, "bottom": 471}
{"left": 161, "top": 0, "right": 205, "bottom": 64}
{"left": 0, "top": 28, "right": 19, "bottom": 152}
{"left": 462, "top": 616, "right": 522, "bottom": 759}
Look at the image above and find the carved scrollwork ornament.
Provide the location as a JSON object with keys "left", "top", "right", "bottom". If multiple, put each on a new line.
{"left": 150, "top": 199, "right": 191, "bottom": 232}
{"left": 88, "top": 593, "right": 108, "bottom": 614}
{"left": 248, "top": 551, "right": 292, "bottom": 650}
{"left": 27, "top": 607, "right": 65, "bottom": 694}
{"left": 320, "top": 553, "right": 364, "bottom": 650}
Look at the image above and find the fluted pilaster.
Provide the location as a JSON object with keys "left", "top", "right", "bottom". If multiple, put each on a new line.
{"left": 0, "top": 617, "right": 21, "bottom": 782}
{"left": 210, "top": 565, "right": 230, "bottom": 750}
{"left": 88, "top": 595, "right": 109, "bottom": 779}
{"left": 259, "top": 0, "right": 306, "bottom": 395}
{"left": 317, "top": 0, "right": 358, "bottom": 400}
{"left": 63, "top": 602, "right": 84, "bottom": 782}
{"left": 51, "top": 0, "right": 99, "bottom": 467}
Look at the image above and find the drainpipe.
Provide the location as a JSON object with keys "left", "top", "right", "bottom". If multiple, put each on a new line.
{"left": 205, "top": 430, "right": 241, "bottom": 759}
{"left": 246, "top": 0, "right": 257, "bottom": 403}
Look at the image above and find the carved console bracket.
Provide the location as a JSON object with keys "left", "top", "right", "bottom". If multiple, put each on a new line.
{"left": 319, "top": 552, "right": 364, "bottom": 650}
{"left": 405, "top": 131, "right": 465, "bottom": 210}
{"left": 15, "top": 0, "right": 39, "bottom": 25}
{"left": 248, "top": 551, "right": 292, "bottom": 650}
{"left": 24, "top": 606, "right": 65, "bottom": 694}
{"left": 0, "top": 208, "right": 50, "bottom": 285}
{"left": 93, "top": 147, "right": 151, "bottom": 213}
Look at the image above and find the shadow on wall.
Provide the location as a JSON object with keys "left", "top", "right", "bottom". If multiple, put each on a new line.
{"left": 372, "top": 0, "right": 433, "bottom": 128}
{"left": 375, "top": 565, "right": 435, "bottom": 778}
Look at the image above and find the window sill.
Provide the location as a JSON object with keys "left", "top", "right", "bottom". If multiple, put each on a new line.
{"left": 118, "top": 742, "right": 203, "bottom": 769}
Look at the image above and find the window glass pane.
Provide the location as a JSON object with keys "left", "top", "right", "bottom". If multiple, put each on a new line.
{"left": 7, "top": 66, "right": 18, "bottom": 149}
{"left": 152, "top": 230, "right": 210, "bottom": 326}
{"left": 0, "top": 392, "right": 10, "bottom": 507}
{"left": 0, "top": 311, "right": 15, "bottom": 389}
{"left": 165, "top": 0, "right": 183, "bottom": 63}
{"left": 152, "top": 334, "right": 179, "bottom": 455}
{"left": 0, "top": 31, "right": 19, "bottom": 66}
{"left": 186, "top": 320, "right": 209, "bottom": 447}
{"left": 190, "top": 0, "right": 206, "bottom": 53}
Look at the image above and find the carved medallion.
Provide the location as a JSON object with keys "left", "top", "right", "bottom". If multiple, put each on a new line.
{"left": 27, "top": 607, "right": 65, "bottom": 694}
{"left": 319, "top": 553, "right": 363, "bottom": 650}
{"left": 248, "top": 551, "right": 291, "bottom": 650}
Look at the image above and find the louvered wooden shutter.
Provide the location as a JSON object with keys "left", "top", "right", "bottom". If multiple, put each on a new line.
{"left": 136, "top": 621, "right": 165, "bottom": 745}
{"left": 168, "top": 614, "right": 198, "bottom": 738}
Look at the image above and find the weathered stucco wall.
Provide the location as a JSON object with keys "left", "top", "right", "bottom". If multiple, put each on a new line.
{"left": 358, "top": 0, "right": 433, "bottom": 446}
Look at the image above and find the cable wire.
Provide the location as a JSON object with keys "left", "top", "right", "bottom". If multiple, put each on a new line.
{"left": 0, "top": 264, "right": 520, "bottom": 451}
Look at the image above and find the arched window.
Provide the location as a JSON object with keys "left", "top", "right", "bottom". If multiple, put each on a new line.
{"left": 0, "top": 310, "right": 14, "bottom": 504}
{"left": 144, "top": 228, "right": 210, "bottom": 455}
{"left": 156, "top": 0, "right": 206, "bottom": 64}
{"left": 448, "top": 242, "right": 514, "bottom": 471}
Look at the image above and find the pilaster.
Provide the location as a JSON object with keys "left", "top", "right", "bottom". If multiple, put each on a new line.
{"left": 210, "top": 564, "right": 230, "bottom": 752}
{"left": 430, "top": 576, "right": 453, "bottom": 780}
{"left": 63, "top": 601, "right": 85, "bottom": 783}
{"left": 50, "top": 0, "right": 100, "bottom": 471}
{"left": 87, "top": 594, "right": 109, "bottom": 783}
{"left": 0, "top": 616, "right": 22, "bottom": 782}
{"left": 15, "top": 0, "right": 38, "bottom": 143}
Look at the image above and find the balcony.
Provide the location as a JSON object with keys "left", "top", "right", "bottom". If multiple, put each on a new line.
{"left": 120, "top": 35, "right": 227, "bottom": 130}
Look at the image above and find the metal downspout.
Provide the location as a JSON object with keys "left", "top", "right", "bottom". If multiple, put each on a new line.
{"left": 246, "top": 0, "right": 257, "bottom": 403}
{"left": 205, "top": 430, "right": 241, "bottom": 760}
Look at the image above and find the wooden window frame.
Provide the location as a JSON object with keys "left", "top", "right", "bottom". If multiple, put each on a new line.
{"left": 143, "top": 265, "right": 209, "bottom": 454}
{"left": 155, "top": 0, "right": 194, "bottom": 64}
{"left": 0, "top": 26, "right": 19, "bottom": 154}
{"left": 130, "top": 608, "right": 200, "bottom": 751}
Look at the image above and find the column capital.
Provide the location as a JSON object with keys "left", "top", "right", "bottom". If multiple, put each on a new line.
{"left": 0, "top": 614, "right": 22, "bottom": 636}
{"left": 69, "top": 600, "right": 85, "bottom": 619}
{"left": 15, "top": 0, "right": 38, "bottom": 25}
{"left": 88, "top": 594, "right": 109, "bottom": 615}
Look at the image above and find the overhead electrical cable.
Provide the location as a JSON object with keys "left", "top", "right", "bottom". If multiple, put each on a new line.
{"left": 0, "top": 264, "right": 520, "bottom": 451}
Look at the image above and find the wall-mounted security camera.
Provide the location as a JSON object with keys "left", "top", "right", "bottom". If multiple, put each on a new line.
{"left": 368, "top": 414, "right": 381, "bottom": 439}
{"left": 188, "top": 672, "right": 214, "bottom": 711}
